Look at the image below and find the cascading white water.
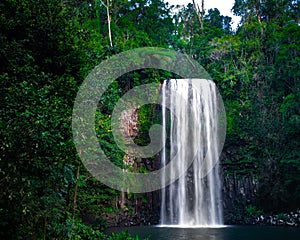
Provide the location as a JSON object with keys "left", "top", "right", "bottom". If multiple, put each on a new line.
{"left": 160, "top": 79, "right": 223, "bottom": 227}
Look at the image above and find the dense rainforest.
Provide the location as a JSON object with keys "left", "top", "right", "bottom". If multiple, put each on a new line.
{"left": 1, "top": 0, "right": 299, "bottom": 239}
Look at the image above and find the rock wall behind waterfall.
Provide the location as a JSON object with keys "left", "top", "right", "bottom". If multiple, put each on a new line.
{"left": 103, "top": 107, "right": 161, "bottom": 227}
{"left": 220, "top": 148, "right": 259, "bottom": 224}
{"left": 222, "top": 169, "right": 258, "bottom": 223}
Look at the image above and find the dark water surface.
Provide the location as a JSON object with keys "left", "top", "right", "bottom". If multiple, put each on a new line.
{"left": 108, "top": 225, "right": 300, "bottom": 240}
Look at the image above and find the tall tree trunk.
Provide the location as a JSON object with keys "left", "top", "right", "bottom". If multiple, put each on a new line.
{"left": 106, "top": 0, "right": 113, "bottom": 47}
{"left": 43, "top": 218, "right": 46, "bottom": 240}
{"left": 255, "top": 0, "right": 264, "bottom": 35}
{"left": 72, "top": 164, "right": 80, "bottom": 223}
{"left": 100, "top": 0, "right": 113, "bottom": 47}
{"left": 193, "top": 0, "right": 205, "bottom": 30}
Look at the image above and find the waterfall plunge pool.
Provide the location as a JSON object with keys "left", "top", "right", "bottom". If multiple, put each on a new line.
{"left": 107, "top": 225, "right": 300, "bottom": 240}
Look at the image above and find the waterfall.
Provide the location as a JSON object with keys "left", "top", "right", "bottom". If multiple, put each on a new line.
{"left": 160, "top": 79, "right": 223, "bottom": 227}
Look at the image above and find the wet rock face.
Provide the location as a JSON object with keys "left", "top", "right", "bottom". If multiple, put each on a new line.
{"left": 220, "top": 148, "right": 260, "bottom": 225}
{"left": 262, "top": 211, "right": 300, "bottom": 227}
{"left": 102, "top": 108, "right": 160, "bottom": 227}
{"left": 105, "top": 155, "right": 300, "bottom": 227}
{"left": 120, "top": 108, "right": 139, "bottom": 143}
{"left": 222, "top": 170, "right": 258, "bottom": 223}
{"left": 227, "top": 210, "right": 300, "bottom": 227}
{"left": 102, "top": 191, "right": 160, "bottom": 228}
{"left": 220, "top": 158, "right": 300, "bottom": 227}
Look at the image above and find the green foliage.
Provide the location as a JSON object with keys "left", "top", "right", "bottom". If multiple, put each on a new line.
{"left": 214, "top": 0, "right": 300, "bottom": 212}
{"left": 67, "top": 216, "right": 142, "bottom": 240}
{"left": 277, "top": 213, "right": 289, "bottom": 222}
{"left": 245, "top": 205, "right": 263, "bottom": 217}
{"left": 68, "top": 216, "right": 106, "bottom": 240}
{"left": 108, "top": 231, "right": 142, "bottom": 240}
{"left": 0, "top": 0, "right": 87, "bottom": 238}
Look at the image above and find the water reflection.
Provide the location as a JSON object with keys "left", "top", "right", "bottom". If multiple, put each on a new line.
{"left": 162, "top": 227, "right": 224, "bottom": 240}
{"left": 108, "top": 225, "right": 300, "bottom": 240}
